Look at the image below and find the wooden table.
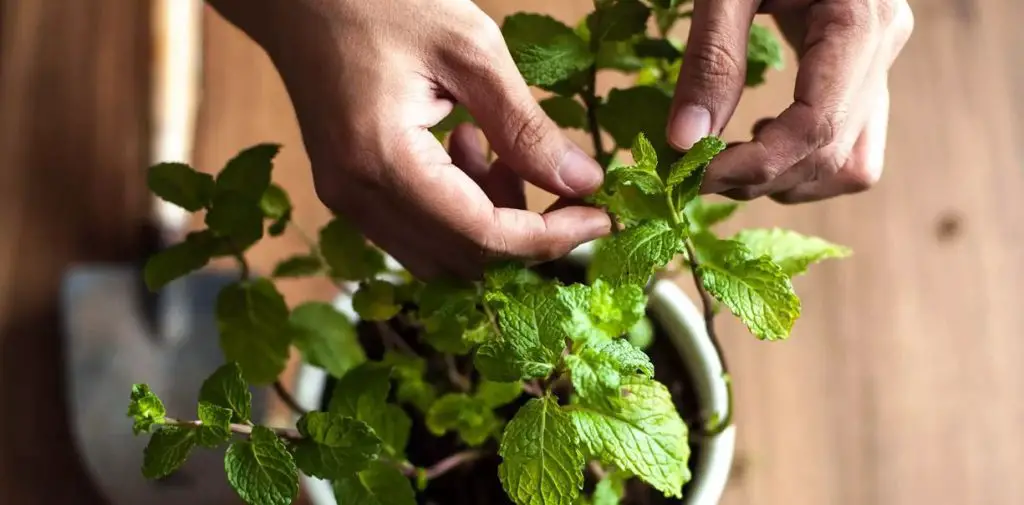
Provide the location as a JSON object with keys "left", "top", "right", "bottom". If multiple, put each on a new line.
{"left": 2, "top": 0, "right": 1022, "bottom": 503}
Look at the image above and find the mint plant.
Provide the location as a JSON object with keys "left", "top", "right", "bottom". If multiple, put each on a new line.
{"left": 129, "top": 2, "right": 850, "bottom": 504}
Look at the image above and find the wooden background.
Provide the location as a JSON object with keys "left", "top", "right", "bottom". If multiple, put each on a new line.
{"left": 2, "top": 0, "right": 1022, "bottom": 504}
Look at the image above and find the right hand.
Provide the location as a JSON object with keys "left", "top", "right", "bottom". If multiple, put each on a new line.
{"left": 215, "top": 0, "right": 611, "bottom": 280}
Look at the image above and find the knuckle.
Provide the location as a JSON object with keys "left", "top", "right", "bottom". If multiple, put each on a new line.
{"left": 687, "top": 33, "right": 744, "bottom": 87}
{"left": 892, "top": 2, "right": 915, "bottom": 44}
{"left": 507, "top": 105, "right": 550, "bottom": 158}
{"left": 810, "top": 107, "right": 846, "bottom": 149}
{"left": 464, "top": 15, "right": 507, "bottom": 56}
{"left": 842, "top": 164, "right": 881, "bottom": 192}
{"left": 812, "top": 2, "right": 871, "bottom": 41}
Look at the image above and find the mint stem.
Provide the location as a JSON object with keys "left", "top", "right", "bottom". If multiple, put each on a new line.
{"left": 401, "top": 450, "right": 485, "bottom": 481}
{"left": 444, "top": 354, "right": 472, "bottom": 392}
{"left": 681, "top": 240, "right": 726, "bottom": 373}
{"left": 163, "top": 417, "right": 302, "bottom": 441}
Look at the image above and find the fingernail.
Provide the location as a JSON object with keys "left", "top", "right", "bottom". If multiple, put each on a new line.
{"left": 669, "top": 105, "right": 711, "bottom": 150}
{"left": 559, "top": 146, "right": 603, "bottom": 194}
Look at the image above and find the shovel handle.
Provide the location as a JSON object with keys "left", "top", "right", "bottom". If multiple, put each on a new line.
{"left": 150, "top": 0, "right": 203, "bottom": 241}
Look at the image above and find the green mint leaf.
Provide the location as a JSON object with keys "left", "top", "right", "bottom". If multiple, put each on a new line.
{"left": 540, "top": 96, "right": 588, "bottom": 130}
{"left": 693, "top": 235, "right": 800, "bottom": 340}
{"left": 142, "top": 426, "right": 196, "bottom": 479}
{"left": 587, "top": 0, "right": 650, "bottom": 43}
{"left": 731, "top": 228, "right": 852, "bottom": 277}
{"left": 224, "top": 426, "right": 299, "bottom": 505}
{"left": 499, "top": 396, "right": 585, "bottom": 505}
{"left": 332, "top": 461, "right": 416, "bottom": 505}
{"left": 319, "top": 215, "right": 386, "bottom": 281}
{"left": 216, "top": 279, "right": 292, "bottom": 385}
{"left": 746, "top": 24, "right": 784, "bottom": 87}
{"left": 541, "top": 70, "right": 590, "bottom": 96}
{"left": 215, "top": 143, "right": 279, "bottom": 202}
{"left": 591, "top": 471, "right": 628, "bottom": 505}
{"left": 293, "top": 412, "right": 383, "bottom": 480}
{"left": 147, "top": 162, "right": 215, "bottom": 211}
{"left": 502, "top": 13, "right": 594, "bottom": 87}
{"left": 484, "top": 261, "right": 542, "bottom": 291}
{"left": 666, "top": 135, "right": 726, "bottom": 187}
{"left": 571, "top": 377, "right": 690, "bottom": 498}
{"left": 633, "top": 37, "right": 682, "bottom": 60}
{"left": 259, "top": 183, "right": 291, "bottom": 220}
{"left": 592, "top": 185, "right": 673, "bottom": 227}
{"left": 290, "top": 302, "right": 366, "bottom": 379}
{"left": 604, "top": 134, "right": 664, "bottom": 195}
{"left": 352, "top": 280, "right": 402, "bottom": 322}
{"left": 128, "top": 384, "right": 166, "bottom": 435}
{"left": 626, "top": 316, "right": 654, "bottom": 350}
{"left": 597, "top": 87, "right": 673, "bottom": 159}
{"left": 426, "top": 393, "right": 502, "bottom": 447}
{"left": 417, "top": 279, "right": 487, "bottom": 355}
{"left": 474, "top": 283, "right": 570, "bottom": 382}
{"left": 430, "top": 104, "right": 475, "bottom": 141}
{"left": 199, "top": 362, "right": 252, "bottom": 423}
{"left": 328, "top": 363, "right": 411, "bottom": 456}
{"left": 476, "top": 380, "right": 523, "bottom": 408}
{"left": 565, "top": 338, "right": 653, "bottom": 410}
{"left": 143, "top": 230, "right": 219, "bottom": 291}
{"left": 382, "top": 351, "right": 437, "bottom": 412}
{"left": 205, "top": 191, "right": 265, "bottom": 247}
{"left": 649, "top": 0, "right": 685, "bottom": 9}
{"left": 557, "top": 280, "right": 646, "bottom": 342}
{"left": 196, "top": 402, "right": 234, "bottom": 448}
{"left": 589, "top": 220, "right": 686, "bottom": 286}
{"left": 271, "top": 253, "right": 323, "bottom": 278}
{"left": 684, "top": 196, "right": 741, "bottom": 231}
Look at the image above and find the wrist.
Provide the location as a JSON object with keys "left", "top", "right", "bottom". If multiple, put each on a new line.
{"left": 205, "top": 0, "right": 320, "bottom": 59}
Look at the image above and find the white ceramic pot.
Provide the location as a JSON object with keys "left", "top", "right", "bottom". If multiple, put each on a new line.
{"left": 290, "top": 243, "right": 735, "bottom": 505}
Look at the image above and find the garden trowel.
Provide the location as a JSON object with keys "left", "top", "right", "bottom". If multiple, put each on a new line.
{"left": 60, "top": 2, "right": 266, "bottom": 504}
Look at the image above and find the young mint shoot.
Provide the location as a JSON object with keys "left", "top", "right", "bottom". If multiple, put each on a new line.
{"left": 128, "top": 2, "right": 850, "bottom": 504}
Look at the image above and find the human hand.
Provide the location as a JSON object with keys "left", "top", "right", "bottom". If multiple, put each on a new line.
{"left": 667, "top": 0, "right": 914, "bottom": 203}
{"left": 217, "top": 0, "right": 611, "bottom": 279}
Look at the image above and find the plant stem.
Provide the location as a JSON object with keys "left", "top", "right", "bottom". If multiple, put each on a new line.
{"left": 682, "top": 241, "right": 726, "bottom": 371}
{"left": 522, "top": 380, "right": 544, "bottom": 397}
{"left": 582, "top": 66, "right": 610, "bottom": 168}
{"left": 588, "top": 461, "right": 608, "bottom": 481}
{"left": 444, "top": 354, "right": 472, "bottom": 392}
{"left": 163, "top": 417, "right": 302, "bottom": 442}
{"left": 401, "top": 450, "right": 485, "bottom": 481}
{"left": 376, "top": 320, "right": 416, "bottom": 355}
{"left": 273, "top": 380, "right": 308, "bottom": 416}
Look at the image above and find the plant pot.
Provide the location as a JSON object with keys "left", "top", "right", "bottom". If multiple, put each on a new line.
{"left": 290, "top": 242, "right": 735, "bottom": 505}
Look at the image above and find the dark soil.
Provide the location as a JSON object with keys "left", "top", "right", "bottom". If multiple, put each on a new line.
{"left": 319, "top": 258, "right": 703, "bottom": 504}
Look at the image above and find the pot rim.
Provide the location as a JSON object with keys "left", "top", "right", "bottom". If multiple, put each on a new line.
{"left": 291, "top": 242, "right": 734, "bottom": 505}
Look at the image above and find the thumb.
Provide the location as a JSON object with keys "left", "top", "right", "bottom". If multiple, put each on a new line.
{"left": 668, "top": 0, "right": 757, "bottom": 150}
{"left": 440, "top": 35, "right": 603, "bottom": 198}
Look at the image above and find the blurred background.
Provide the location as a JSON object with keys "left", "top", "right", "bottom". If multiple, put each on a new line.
{"left": 1, "top": 0, "right": 1022, "bottom": 504}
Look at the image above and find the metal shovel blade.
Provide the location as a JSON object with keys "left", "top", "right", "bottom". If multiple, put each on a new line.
{"left": 60, "top": 264, "right": 266, "bottom": 505}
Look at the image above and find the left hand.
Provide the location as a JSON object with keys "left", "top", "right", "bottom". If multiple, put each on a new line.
{"left": 667, "top": 0, "right": 915, "bottom": 203}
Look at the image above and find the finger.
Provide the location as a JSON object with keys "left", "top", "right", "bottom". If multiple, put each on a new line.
{"left": 391, "top": 128, "right": 610, "bottom": 265}
{"left": 725, "top": 74, "right": 883, "bottom": 200}
{"left": 449, "top": 123, "right": 488, "bottom": 179}
{"left": 700, "top": 0, "right": 878, "bottom": 194}
{"left": 668, "top": 0, "right": 758, "bottom": 150}
{"left": 435, "top": 18, "right": 604, "bottom": 198}
{"left": 450, "top": 124, "right": 526, "bottom": 209}
{"left": 772, "top": 84, "right": 890, "bottom": 204}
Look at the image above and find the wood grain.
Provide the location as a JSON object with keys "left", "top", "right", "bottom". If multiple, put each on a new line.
{"left": 0, "top": 1, "right": 151, "bottom": 503}
{"left": 2, "top": 0, "right": 1021, "bottom": 503}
